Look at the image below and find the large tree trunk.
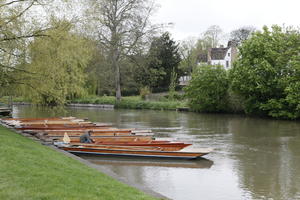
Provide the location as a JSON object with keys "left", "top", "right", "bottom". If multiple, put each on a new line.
{"left": 112, "top": 48, "right": 121, "bottom": 101}
{"left": 115, "top": 62, "right": 121, "bottom": 101}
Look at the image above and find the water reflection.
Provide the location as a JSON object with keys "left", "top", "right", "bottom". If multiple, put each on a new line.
{"left": 12, "top": 105, "right": 300, "bottom": 200}
{"left": 80, "top": 155, "right": 214, "bottom": 169}
{"left": 228, "top": 117, "right": 300, "bottom": 200}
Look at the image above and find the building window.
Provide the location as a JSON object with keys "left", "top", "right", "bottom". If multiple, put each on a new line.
{"left": 228, "top": 53, "right": 231, "bottom": 57}
{"left": 226, "top": 61, "right": 229, "bottom": 68}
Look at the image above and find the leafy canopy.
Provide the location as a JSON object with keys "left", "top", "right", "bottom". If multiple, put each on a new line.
{"left": 185, "top": 65, "right": 229, "bottom": 112}
{"left": 24, "top": 20, "right": 93, "bottom": 105}
{"left": 230, "top": 25, "right": 300, "bottom": 119}
{"left": 137, "top": 32, "right": 181, "bottom": 92}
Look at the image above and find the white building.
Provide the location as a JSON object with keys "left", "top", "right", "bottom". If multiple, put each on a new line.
{"left": 179, "top": 41, "right": 238, "bottom": 86}
{"left": 198, "top": 41, "right": 238, "bottom": 70}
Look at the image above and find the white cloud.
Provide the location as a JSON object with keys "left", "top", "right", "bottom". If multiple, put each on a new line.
{"left": 152, "top": 0, "right": 300, "bottom": 40}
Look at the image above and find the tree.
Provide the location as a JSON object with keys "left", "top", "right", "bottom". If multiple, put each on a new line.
{"left": 230, "top": 26, "right": 256, "bottom": 45}
{"left": 85, "top": 44, "right": 114, "bottom": 96}
{"left": 179, "top": 36, "right": 215, "bottom": 75}
{"left": 24, "top": 20, "right": 93, "bottom": 105}
{"left": 86, "top": 0, "right": 159, "bottom": 101}
{"left": 203, "top": 25, "right": 223, "bottom": 48}
{"left": 139, "top": 32, "right": 181, "bottom": 92}
{"left": 230, "top": 25, "right": 300, "bottom": 119}
{"left": 0, "top": 0, "right": 58, "bottom": 95}
{"left": 179, "top": 37, "right": 198, "bottom": 75}
{"left": 185, "top": 65, "right": 229, "bottom": 112}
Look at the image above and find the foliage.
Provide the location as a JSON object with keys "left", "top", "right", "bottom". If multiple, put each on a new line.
{"left": 178, "top": 38, "right": 198, "bottom": 74}
{"left": 138, "top": 32, "right": 181, "bottom": 92}
{"left": 185, "top": 65, "right": 229, "bottom": 112}
{"left": 179, "top": 27, "right": 223, "bottom": 76}
{"left": 0, "top": 0, "right": 51, "bottom": 93}
{"left": 72, "top": 95, "right": 186, "bottom": 110}
{"left": 85, "top": 45, "right": 114, "bottom": 96}
{"left": 230, "top": 26, "right": 256, "bottom": 45}
{"left": 86, "top": 0, "right": 160, "bottom": 101}
{"left": 25, "top": 20, "right": 93, "bottom": 105}
{"left": 203, "top": 25, "right": 223, "bottom": 48}
{"left": 0, "top": 125, "right": 157, "bottom": 200}
{"left": 140, "top": 86, "right": 151, "bottom": 100}
{"left": 230, "top": 25, "right": 300, "bottom": 119}
{"left": 168, "top": 68, "right": 177, "bottom": 100}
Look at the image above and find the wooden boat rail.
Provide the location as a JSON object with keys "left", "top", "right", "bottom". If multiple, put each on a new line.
{"left": 68, "top": 136, "right": 154, "bottom": 143}
{"left": 69, "top": 142, "right": 191, "bottom": 151}
{"left": 16, "top": 125, "right": 112, "bottom": 130}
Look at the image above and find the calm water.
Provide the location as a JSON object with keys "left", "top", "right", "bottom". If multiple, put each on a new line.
{"left": 12, "top": 105, "right": 300, "bottom": 200}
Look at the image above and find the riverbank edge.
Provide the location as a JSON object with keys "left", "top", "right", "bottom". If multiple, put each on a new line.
{"left": 0, "top": 123, "right": 169, "bottom": 200}
{"left": 12, "top": 98, "right": 188, "bottom": 111}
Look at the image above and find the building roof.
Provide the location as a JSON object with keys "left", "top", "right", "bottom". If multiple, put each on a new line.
{"left": 211, "top": 48, "right": 229, "bottom": 60}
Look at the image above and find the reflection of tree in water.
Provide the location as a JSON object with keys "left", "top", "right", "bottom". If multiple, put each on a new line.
{"left": 228, "top": 117, "right": 300, "bottom": 200}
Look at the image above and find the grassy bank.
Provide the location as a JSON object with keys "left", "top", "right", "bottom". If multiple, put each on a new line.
{"left": 71, "top": 96, "right": 187, "bottom": 110}
{"left": 0, "top": 125, "right": 158, "bottom": 200}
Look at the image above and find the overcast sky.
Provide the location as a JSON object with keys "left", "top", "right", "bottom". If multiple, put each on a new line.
{"left": 152, "top": 0, "right": 300, "bottom": 41}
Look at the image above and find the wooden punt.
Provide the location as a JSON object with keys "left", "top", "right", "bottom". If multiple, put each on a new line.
{"left": 17, "top": 123, "right": 96, "bottom": 128}
{"left": 71, "top": 142, "right": 191, "bottom": 151}
{"left": 25, "top": 129, "right": 152, "bottom": 136}
{"left": 2, "top": 117, "right": 77, "bottom": 122}
{"left": 36, "top": 129, "right": 133, "bottom": 134}
{"left": 18, "top": 121, "right": 90, "bottom": 125}
{"left": 42, "top": 130, "right": 153, "bottom": 137}
{"left": 44, "top": 132, "right": 153, "bottom": 137}
{"left": 61, "top": 146, "right": 211, "bottom": 159}
{"left": 1, "top": 117, "right": 88, "bottom": 126}
{"left": 55, "top": 135, "right": 154, "bottom": 142}
{"left": 0, "top": 108, "right": 12, "bottom": 116}
{"left": 68, "top": 144, "right": 169, "bottom": 151}
{"left": 16, "top": 124, "right": 111, "bottom": 130}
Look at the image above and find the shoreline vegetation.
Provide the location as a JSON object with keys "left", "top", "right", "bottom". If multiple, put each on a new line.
{"left": 0, "top": 125, "right": 158, "bottom": 200}
{"left": 1, "top": 95, "right": 188, "bottom": 111}
{"left": 1, "top": 94, "right": 299, "bottom": 121}
{"left": 72, "top": 96, "right": 187, "bottom": 110}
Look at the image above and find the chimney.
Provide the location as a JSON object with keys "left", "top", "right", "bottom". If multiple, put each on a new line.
{"left": 207, "top": 48, "right": 212, "bottom": 64}
{"left": 230, "top": 44, "right": 238, "bottom": 64}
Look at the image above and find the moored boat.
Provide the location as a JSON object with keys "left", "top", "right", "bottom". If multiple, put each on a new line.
{"left": 61, "top": 145, "right": 212, "bottom": 159}
{"left": 0, "top": 104, "right": 12, "bottom": 116}
{"left": 70, "top": 142, "right": 191, "bottom": 151}
{"left": 16, "top": 125, "right": 112, "bottom": 130}
{"left": 63, "top": 135, "right": 154, "bottom": 143}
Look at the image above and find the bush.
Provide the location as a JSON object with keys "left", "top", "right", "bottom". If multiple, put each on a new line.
{"left": 230, "top": 25, "right": 300, "bottom": 119}
{"left": 139, "top": 86, "right": 151, "bottom": 100}
{"left": 184, "top": 65, "right": 229, "bottom": 112}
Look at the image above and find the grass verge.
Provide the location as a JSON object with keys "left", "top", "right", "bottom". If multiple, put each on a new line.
{"left": 0, "top": 125, "right": 158, "bottom": 200}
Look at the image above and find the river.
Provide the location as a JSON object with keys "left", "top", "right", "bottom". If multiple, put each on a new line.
{"left": 12, "top": 105, "right": 300, "bottom": 200}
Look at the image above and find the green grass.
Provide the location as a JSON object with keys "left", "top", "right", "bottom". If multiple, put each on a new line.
{"left": 0, "top": 126, "right": 158, "bottom": 200}
{"left": 72, "top": 96, "right": 187, "bottom": 110}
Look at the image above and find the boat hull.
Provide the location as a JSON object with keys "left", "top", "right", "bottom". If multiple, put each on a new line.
{"left": 62, "top": 147, "right": 209, "bottom": 160}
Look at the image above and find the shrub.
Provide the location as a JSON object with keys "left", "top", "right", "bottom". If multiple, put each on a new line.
{"left": 184, "top": 65, "right": 229, "bottom": 112}
{"left": 139, "top": 86, "right": 151, "bottom": 100}
{"left": 230, "top": 25, "right": 300, "bottom": 119}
